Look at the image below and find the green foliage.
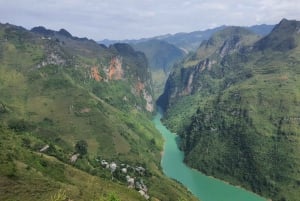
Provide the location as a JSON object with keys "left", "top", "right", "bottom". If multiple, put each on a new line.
{"left": 75, "top": 140, "right": 88, "bottom": 155}
{"left": 103, "top": 193, "right": 121, "bottom": 201}
{"left": 49, "top": 190, "right": 67, "bottom": 201}
{"left": 8, "top": 118, "right": 34, "bottom": 132}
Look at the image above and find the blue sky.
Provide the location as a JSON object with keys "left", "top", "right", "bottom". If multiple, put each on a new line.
{"left": 0, "top": 0, "right": 299, "bottom": 40}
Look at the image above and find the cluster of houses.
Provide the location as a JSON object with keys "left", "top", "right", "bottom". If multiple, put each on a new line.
{"left": 39, "top": 145, "right": 150, "bottom": 199}
{"left": 100, "top": 159, "right": 150, "bottom": 200}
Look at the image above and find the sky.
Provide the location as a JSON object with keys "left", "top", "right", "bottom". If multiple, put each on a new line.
{"left": 0, "top": 0, "right": 300, "bottom": 40}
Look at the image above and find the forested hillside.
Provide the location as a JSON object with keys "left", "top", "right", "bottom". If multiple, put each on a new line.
{"left": 158, "top": 19, "right": 300, "bottom": 201}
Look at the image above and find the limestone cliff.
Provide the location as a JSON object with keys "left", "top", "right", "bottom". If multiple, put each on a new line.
{"left": 158, "top": 27, "right": 259, "bottom": 111}
{"left": 107, "top": 56, "right": 123, "bottom": 80}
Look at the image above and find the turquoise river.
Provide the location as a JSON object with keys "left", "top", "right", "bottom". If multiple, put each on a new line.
{"left": 153, "top": 111, "right": 267, "bottom": 201}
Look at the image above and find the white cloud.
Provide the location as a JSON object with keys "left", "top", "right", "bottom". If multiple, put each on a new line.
{"left": 0, "top": 0, "right": 299, "bottom": 40}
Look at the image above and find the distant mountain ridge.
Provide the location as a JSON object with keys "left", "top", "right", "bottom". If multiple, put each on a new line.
{"left": 100, "top": 24, "right": 273, "bottom": 101}
{"left": 31, "top": 26, "right": 92, "bottom": 42}
{"left": 131, "top": 39, "right": 186, "bottom": 72}
{"left": 99, "top": 24, "right": 274, "bottom": 51}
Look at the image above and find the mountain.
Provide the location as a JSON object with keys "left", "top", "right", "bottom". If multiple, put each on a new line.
{"left": 247, "top": 24, "right": 276, "bottom": 36}
{"left": 131, "top": 39, "right": 186, "bottom": 100}
{"left": 0, "top": 22, "right": 197, "bottom": 201}
{"left": 98, "top": 26, "right": 225, "bottom": 52}
{"left": 157, "top": 26, "right": 260, "bottom": 112}
{"left": 98, "top": 24, "right": 274, "bottom": 52}
{"left": 253, "top": 19, "right": 299, "bottom": 51}
{"left": 98, "top": 25, "right": 273, "bottom": 101}
{"left": 31, "top": 26, "right": 91, "bottom": 42}
{"left": 98, "top": 24, "right": 273, "bottom": 101}
{"left": 131, "top": 39, "right": 186, "bottom": 72}
{"left": 158, "top": 19, "right": 300, "bottom": 201}
{"left": 161, "top": 24, "right": 274, "bottom": 52}
{"left": 155, "top": 26, "right": 227, "bottom": 52}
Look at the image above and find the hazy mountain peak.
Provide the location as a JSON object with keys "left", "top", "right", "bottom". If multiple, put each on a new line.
{"left": 275, "top": 18, "right": 300, "bottom": 33}
{"left": 58, "top": 28, "right": 72, "bottom": 38}
{"left": 31, "top": 26, "right": 54, "bottom": 36}
{"left": 109, "top": 43, "right": 140, "bottom": 57}
{"left": 31, "top": 26, "right": 85, "bottom": 41}
{"left": 254, "top": 18, "right": 300, "bottom": 51}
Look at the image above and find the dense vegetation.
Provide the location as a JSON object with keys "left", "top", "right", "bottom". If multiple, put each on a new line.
{"left": 158, "top": 19, "right": 300, "bottom": 201}
{"left": 0, "top": 23, "right": 197, "bottom": 201}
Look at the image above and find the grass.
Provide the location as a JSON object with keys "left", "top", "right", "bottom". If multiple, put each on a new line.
{"left": 0, "top": 125, "right": 197, "bottom": 201}
{"left": 0, "top": 127, "right": 145, "bottom": 201}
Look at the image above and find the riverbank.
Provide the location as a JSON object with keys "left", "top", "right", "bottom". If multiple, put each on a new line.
{"left": 153, "top": 111, "right": 267, "bottom": 201}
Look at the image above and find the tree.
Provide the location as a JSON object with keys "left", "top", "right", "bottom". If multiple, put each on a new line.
{"left": 75, "top": 140, "right": 88, "bottom": 155}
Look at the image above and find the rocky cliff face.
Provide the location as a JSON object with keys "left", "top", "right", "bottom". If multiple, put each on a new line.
{"left": 108, "top": 43, "right": 154, "bottom": 112}
{"left": 107, "top": 56, "right": 123, "bottom": 80}
{"left": 90, "top": 56, "right": 124, "bottom": 81}
{"left": 32, "top": 27, "right": 155, "bottom": 113}
{"left": 158, "top": 27, "right": 259, "bottom": 111}
{"left": 158, "top": 19, "right": 300, "bottom": 201}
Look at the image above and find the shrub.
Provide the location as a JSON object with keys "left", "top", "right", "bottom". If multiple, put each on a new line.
{"left": 75, "top": 140, "right": 88, "bottom": 155}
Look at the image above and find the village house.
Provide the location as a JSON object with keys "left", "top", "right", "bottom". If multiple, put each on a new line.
{"left": 39, "top": 144, "right": 49, "bottom": 152}
{"left": 70, "top": 153, "right": 80, "bottom": 163}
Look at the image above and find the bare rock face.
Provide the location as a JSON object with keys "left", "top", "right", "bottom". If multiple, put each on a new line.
{"left": 218, "top": 35, "right": 242, "bottom": 57}
{"left": 90, "top": 56, "right": 124, "bottom": 82}
{"left": 107, "top": 56, "right": 123, "bottom": 80}
{"left": 90, "top": 66, "right": 102, "bottom": 81}
{"left": 143, "top": 90, "right": 154, "bottom": 112}
{"left": 37, "top": 52, "right": 66, "bottom": 68}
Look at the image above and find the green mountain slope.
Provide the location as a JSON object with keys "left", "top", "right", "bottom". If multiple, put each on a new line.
{"left": 0, "top": 126, "right": 145, "bottom": 201}
{"left": 0, "top": 23, "right": 197, "bottom": 201}
{"left": 158, "top": 19, "right": 300, "bottom": 201}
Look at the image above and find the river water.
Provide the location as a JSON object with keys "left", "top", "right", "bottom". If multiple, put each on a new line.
{"left": 153, "top": 111, "right": 266, "bottom": 201}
